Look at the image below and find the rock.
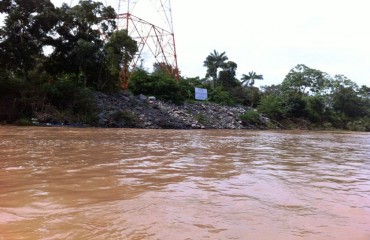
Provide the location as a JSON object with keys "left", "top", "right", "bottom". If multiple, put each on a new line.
{"left": 148, "top": 96, "right": 156, "bottom": 101}
{"left": 138, "top": 94, "right": 147, "bottom": 101}
{"left": 98, "top": 118, "right": 107, "bottom": 126}
{"left": 98, "top": 112, "right": 105, "bottom": 119}
{"left": 92, "top": 91, "right": 267, "bottom": 129}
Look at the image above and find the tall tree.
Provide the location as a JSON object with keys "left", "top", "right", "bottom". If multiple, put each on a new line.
{"left": 333, "top": 86, "right": 366, "bottom": 118}
{"left": 281, "top": 64, "right": 328, "bottom": 95}
{"left": 102, "top": 29, "right": 137, "bottom": 90}
{"left": 203, "top": 50, "right": 228, "bottom": 85}
{"left": 218, "top": 61, "right": 239, "bottom": 89}
{"left": 0, "top": 0, "right": 58, "bottom": 81}
{"left": 46, "top": 0, "right": 116, "bottom": 84}
{"left": 241, "top": 71, "right": 263, "bottom": 87}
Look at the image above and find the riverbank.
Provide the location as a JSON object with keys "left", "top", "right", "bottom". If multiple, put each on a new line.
{"left": 0, "top": 91, "right": 323, "bottom": 130}
{"left": 94, "top": 91, "right": 273, "bottom": 129}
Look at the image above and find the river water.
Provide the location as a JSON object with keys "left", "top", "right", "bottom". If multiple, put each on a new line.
{"left": 0, "top": 126, "right": 369, "bottom": 240}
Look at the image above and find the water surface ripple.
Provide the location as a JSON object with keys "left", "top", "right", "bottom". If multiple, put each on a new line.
{"left": 0, "top": 127, "right": 369, "bottom": 239}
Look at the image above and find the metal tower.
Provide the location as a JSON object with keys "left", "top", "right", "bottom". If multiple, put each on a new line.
{"left": 116, "top": 0, "right": 179, "bottom": 89}
{"left": 67, "top": 0, "right": 180, "bottom": 90}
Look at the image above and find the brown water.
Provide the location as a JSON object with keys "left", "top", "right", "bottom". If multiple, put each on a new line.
{"left": 0, "top": 127, "right": 369, "bottom": 240}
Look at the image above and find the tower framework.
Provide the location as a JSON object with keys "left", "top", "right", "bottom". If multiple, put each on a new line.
{"left": 116, "top": 0, "right": 179, "bottom": 89}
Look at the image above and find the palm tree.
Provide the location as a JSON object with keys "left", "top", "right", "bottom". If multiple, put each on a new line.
{"left": 203, "top": 50, "right": 228, "bottom": 84}
{"left": 241, "top": 71, "right": 263, "bottom": 87}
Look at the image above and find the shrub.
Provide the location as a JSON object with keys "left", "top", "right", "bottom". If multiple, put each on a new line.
{"left": 45, "top": 77, "right": 95, "bottom": 114}
{"left": 195, "top": 113, "right": 207, "bottom": 125}
{"left": 240, "top": 110, "right": 260, "bottom": 124}
{"left": 208, "top": 86, "right": 234, "bottom": 105}
{"left": 257, "top": 95, "right": 285, "bottom": 120}
{"left": 129, "top": 69, "right": 184, "bottom": 104}
{"left": 284, "top": 94, "right": 308, "bottom": 118}
{"left": 109, "top": 110, "right": 139, "bottom": 127}
{"left": 346, "top": 117, "right": 370, "bottom": 132}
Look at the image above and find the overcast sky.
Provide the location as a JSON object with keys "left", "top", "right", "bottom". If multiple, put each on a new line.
{"left": 172, "top": 0, "right": 370, "bottom": 87}
{"left": 3, "top": 0, "right": 370, "bottom": 87}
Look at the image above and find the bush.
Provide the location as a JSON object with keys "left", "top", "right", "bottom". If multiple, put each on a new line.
{"left": 45, "top": 76, "right": 95, "bottom": 114}
{"left": 109, "top": 110, "right": 139, "bottom": 127}
{"left": 178, "top": 77, "right": 203, "bottom": 100}
{"left": 257, "top": 95, "right": 285, "bottom": 120}
{"left": 240, "top": 110, "right": 260, "bottom": 124}
{"left": 129, "top": 69, "right": 184, "bottom": 104}
{"left": 14, "top": 118, "right": 33, "bottom": 126}
{"left": 346, "top": 117, "right": 370, "bottom": 131}
{"left": 195, "top": 113, "right": 207, "bottom": 125}
{"left": 306, "top": 96, "right": 325, "bottom": 123}
{"left": 208, "top": 86, "right": 235, "bottom": 105}
{"left": 284, "top": 94, "right": 308, "bottom": 118}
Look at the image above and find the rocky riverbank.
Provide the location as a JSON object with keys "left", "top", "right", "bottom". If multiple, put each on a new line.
{"left": 94, "top": 91, "right": 270, "bottom": 129}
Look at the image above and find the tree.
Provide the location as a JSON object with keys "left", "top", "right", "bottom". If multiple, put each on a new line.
{"left": 241, "top": 71, "right": 263, "bottom": 87}
{"left": 260, "top": 84, "right": 282, "bottom": 96}
{"left": 103, "top": 29, "right": 137, "bottom": 90}
{"left": 75, "top": 39, "right": 100, "bottom": 86}
{"left": 333, "top": 86, "right": 366, "bottom": 118}
{"left": 46, "top": 0, "right": 116, "bottom": 85}
{"left": 284, "top": 93, "right": 309, "bottom": 118}
{"left": 218, "top": 61, "right": 240, "bottom": 89}
{"left": 243, "top": 86, "right": 261, "bottom": 107}
{"left": 129, "top": 69, "right": 183, "bottom": 103}
{"left": 239, "top": 71, "right": 263, "bottom": 107}
{"left": 0, "top": 0, "right": 58, "bottom": 81}
{"left": 203, "top": 50, "right": 228, "bottom": 86}
{"left": 328, "top": 74, "right": 358, "bottom": 94}
{"left": 306, "top": 95, "right": 326, "bottom": 123}
{"left": 257, "top": 95, "right": 286, "bottom": 120}
{"left": 281, "top": 64, "right": 328, "bottom": 95}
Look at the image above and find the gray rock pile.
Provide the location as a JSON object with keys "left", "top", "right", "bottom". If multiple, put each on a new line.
{"left": 94, "top": 91, "right": 263, "bottom": 129}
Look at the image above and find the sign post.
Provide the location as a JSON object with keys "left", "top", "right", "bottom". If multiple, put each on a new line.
{"left": 195, "top": 88, "right": 208, "bottom": 101}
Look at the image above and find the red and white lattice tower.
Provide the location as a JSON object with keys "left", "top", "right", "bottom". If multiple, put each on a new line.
{"left": 68, "top": 0, "right": 179, "bottom": 90}
{"left": 116, "top": 0, "right": 179, "bottom": 89}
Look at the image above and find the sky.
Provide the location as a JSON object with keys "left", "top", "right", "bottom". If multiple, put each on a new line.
{"left": 2, "top": 0, "right": 370, "bottom": 87}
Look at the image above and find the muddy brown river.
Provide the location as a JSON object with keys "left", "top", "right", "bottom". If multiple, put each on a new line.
{"left": 0, "top": 126, "right": 369, "bottom": 240}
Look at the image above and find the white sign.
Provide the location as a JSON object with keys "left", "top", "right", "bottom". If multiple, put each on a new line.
{"left": 195, "top": 87, "right": 208, "bottom": 101}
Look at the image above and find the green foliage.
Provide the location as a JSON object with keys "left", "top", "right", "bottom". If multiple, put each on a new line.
{"left": 257, "top": 95, "right": 285, "bottom": 120}
{"left": 45, "top": 77, "right": 94, "bottom": 114}
{"left": 195, "top": 113, "right": 207, "bottom": 125}
{"left": 1, "top": 1, "right": 369, "bottom": 131}
{"left": 346, "top": 117, "right": 370, "bottom": 132}
{"left": 178, "top": 77, "right": 203, "bottom": 100}
{"left": 332, "top": 86, "right": 366, "bottom": 118}
{"left": 208, "top": 86, "right": 235, "bottom": 105}
{"left": 241, "top": 71, "right": 263, "bottom": 87}
{"left": 260, "top": 84, "right": 282, "bottom": 96}
{"left": 110, "top": 110, "right": 138, "bottom": 127}
{"left": 0, "top": 0, "right": 57, "bottom": 81}
{"left": 240, "top": 110, "right": 260, "bottom": 124}
{"left": 305, "top": 95, "right": 326, "bottom": 123}
{"left": 281, "top": 64, "right": 329, "bottom": 94}
{"left": 0, "top": 74, "right": 26, "bottom": 95}
{"left": 129, "top": 69, "right": 184, "bottom": 104}
{"left": 203, "top": 50, "right": 228, "bottom": 82}
{"left": 218, "top": 61, "right": 240, "bottom": 89}
{"left": 14, "top": 118, "right": 33, "bottom": 126}
{"left": 100, "top": 29, "right": 138, "bottom": 91}
{"left": 43, "top": 0, "right": 123, "bottom": 91}
{"left": 284, "top": 94, "right": 308, "bottom": 118}
{"left": 243, "top": 86, "right": 262, "bottom": 107}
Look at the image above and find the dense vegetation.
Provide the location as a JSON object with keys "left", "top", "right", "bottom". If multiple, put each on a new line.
{"left": 1, "top": 0, "right": 369, "bottom": 130}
